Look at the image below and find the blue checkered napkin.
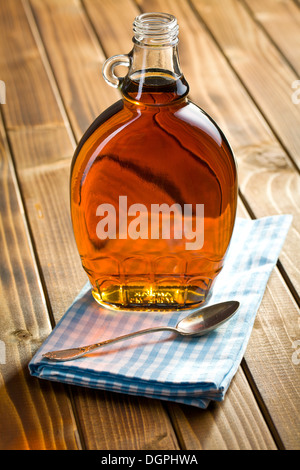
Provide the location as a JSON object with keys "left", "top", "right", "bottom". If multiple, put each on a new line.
{"left": 29, "top": 215, "right": 292, "bottom": 408}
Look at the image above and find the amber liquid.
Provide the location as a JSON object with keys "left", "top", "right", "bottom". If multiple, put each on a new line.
{"left": 70, "top": 73, "right": 237, "bottom": 310}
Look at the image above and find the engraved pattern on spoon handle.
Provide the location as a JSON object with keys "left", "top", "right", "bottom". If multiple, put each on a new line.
{"left": 43, "top": 326, "right": 178, "bottom": 361}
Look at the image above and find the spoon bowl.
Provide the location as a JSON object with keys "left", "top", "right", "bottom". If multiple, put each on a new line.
{"left": 176, "top": 300, "right": 240, "bottom": 335}
{"left": 43, "top": 300, "right": 240, "bottom": 362}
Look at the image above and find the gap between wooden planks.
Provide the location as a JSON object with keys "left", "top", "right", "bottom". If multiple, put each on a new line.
{"left": 243, "top": 0, "right": 300, "bottom": 79}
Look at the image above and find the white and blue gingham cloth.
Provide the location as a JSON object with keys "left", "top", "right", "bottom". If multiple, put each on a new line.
{"left": 29, "top": 215, "right": 292, "bottom": 408}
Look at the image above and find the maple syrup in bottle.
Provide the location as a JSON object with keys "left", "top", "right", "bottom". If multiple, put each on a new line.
{"left": 70, "top": 13, "right": 238, "bottom": 311}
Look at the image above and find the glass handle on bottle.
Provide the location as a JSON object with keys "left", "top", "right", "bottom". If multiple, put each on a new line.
{"left": 102, "top": 54, "right": 131, "bottom": 88}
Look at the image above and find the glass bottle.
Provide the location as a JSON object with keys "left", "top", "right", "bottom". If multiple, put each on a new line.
{"left": 70, "top": 13, "right": 238, "bottom": 311}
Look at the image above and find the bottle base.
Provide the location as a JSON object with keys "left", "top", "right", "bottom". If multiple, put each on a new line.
{"left": 91, "top": 281, "right": 213, "bottom": 312}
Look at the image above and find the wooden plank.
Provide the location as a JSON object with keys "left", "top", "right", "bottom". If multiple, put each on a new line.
{"left": 0, "top": 0, "right": 179, "bottom": 450}
{"left": 0, "top": 0, "right": 64, "bottom": 129}
{"left": 190, "top": 0, "right": 300, "bottom": 171}
{"left": 0, "top": 115, "right": 79, "bottom": 450}
{"left": 243, "top": 0, "right": 300, "bottom": 76}
{"left": 167, "top": 368, "right": 277, "bottom": 450}
{"left": 71, "top": 388, "right": 179, "bottom": 450}
{"left": 29, "top": 0, "right": 120, "bottom": 139}
{"left": 244, "top": 268, "right": 300, "bottom": 450}
{"left": 133, "top": 0, "right": 300, "bottom": 449}
{"left": 27, "top": 0, "right": 277, "bottom": 449}
{"left": 83, "top": 0, "right": 137, "bottom": 57}
{"left": 7, "top": 127, "right": 86, "bottom": 316}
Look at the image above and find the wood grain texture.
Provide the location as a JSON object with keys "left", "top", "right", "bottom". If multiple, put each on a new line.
{"left": 190, "top": 0, "right": 300, "bottom": 171}
{"left": 0, "top": 0, "right": 64, "bottom": 128}
{"left": 8, "top": 127, "right": 85, "bottom": 316}
{"left": 29, "top": 0, "right": 120, "bottom": 139}
{"left": 71, "top": 388, "right": 179, "bottom": 450}
{"left": 0, "top": 116, "right": 79, "bottom": 449}
{"left": 243, "top": 267, "right": 300, "bottom": 450}
{"left": 167, "top": 368, "right": 276, "bottom": 450}
{"left": 243, "top": 0, "right": 300, "bottom": 76}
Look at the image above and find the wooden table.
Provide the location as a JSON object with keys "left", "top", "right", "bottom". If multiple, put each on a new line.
{"left": 0, "top": 0, "right": 299, "bottom": 451}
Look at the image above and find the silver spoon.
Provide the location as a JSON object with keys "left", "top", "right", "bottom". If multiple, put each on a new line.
{"left": 42, "top": 300, "right": 240, "bottom": 362}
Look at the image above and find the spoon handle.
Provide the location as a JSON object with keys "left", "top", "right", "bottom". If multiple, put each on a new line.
{"left": 42, "top": 326, "right": 178, "bottom": 362}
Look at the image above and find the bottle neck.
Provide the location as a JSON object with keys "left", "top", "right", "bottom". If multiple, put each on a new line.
{"left": 120, "top": 13, "right": 188, "bottom": 105}
{"left": 121, "top": 43, "right": 189, "bottom": 105}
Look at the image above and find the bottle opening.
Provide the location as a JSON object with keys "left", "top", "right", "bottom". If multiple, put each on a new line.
{"left": 133, "top": 12, "right": 179, "bottom": 46}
